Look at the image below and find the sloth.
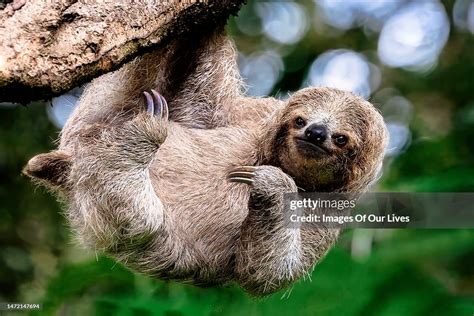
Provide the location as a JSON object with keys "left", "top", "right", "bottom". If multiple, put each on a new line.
{"left": 24, "top": 28, "right": 388, "bottom": 296}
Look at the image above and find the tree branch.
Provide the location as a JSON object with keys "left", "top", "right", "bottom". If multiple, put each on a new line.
{"left": 0, "top": 0, "right": 245, "bottom": 103}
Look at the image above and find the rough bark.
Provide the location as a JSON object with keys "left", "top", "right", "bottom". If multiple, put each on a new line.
{"left": 0, "top": 0, "right": 245, "bottom": 103}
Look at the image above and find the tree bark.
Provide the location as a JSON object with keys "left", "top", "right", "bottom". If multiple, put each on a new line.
{"left": 0, "top": 0, "right": 245, "bottom": 103}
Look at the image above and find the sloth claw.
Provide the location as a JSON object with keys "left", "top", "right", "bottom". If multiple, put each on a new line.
{"left": 143, "top": 90, "right": 169, "bottom": 121}
{"left": 228, "top": 166, "right": 258, "bottom": 185}
{"left": 143, "top": 91, "right": 154, "bottom": 114}
{"left": 151, "top": 89, "right": 169, "bottom": 121}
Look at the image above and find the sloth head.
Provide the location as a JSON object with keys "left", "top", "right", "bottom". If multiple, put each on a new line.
{"left": 265, "top": 87, "right": 388, "bottom": 192}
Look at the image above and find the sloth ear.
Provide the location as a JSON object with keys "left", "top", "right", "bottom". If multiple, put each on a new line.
{"left": 23, "top": 150, "right": 72, "bottom": 189}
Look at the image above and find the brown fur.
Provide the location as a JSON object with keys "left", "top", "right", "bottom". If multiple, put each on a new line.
{"left": 23, "top": 28, "right": 388, "bottom": 296}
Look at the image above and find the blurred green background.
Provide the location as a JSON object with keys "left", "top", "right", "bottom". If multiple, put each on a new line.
{"left": 1, "top": 0, "right": 473, "bottom": 315}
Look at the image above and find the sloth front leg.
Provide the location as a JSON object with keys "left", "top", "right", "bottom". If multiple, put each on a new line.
{"left": 70, "top": 91, "right": 185, "bottom": 274}
{"left": 229, "top": 166, "right": 339, "bottom": 296}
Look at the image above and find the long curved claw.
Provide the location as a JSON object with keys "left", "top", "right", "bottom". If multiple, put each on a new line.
{"left": 150, "top": 89, "right": 163, "bottom": 118}
{"left": 228, "top": 166, "right": 258, "bottom": 185}
{"left": 143, "top": 89, "right": 169, "bottom": 121}
{"left": 143, "top": 91, "right": 154, "bottom": 115}
{"left": 151, "top": 89, "right": 169, "bottom": 121}
{"left": 159, "top": 93, "right": 169, "bottom": 121}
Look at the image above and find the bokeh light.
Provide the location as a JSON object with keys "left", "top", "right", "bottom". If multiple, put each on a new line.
{"left": 314, "top": 0, "right": 402, "bottom": 32}
{"left": 306, "top": 49, "right": 379, "bottom": 99}
{"left": 385, "top": 122, "right": 411, "bottom": 157}
{"left": 372, "top": 89, "right": 413, "bottom": 157}
{"left": 381, "top": 95, "right": 413, "bottom": 124}
{"left": 47, "top": 86, "right": 83, "bottom": 128}
{"left": 239, "top": 50, "right": 284, "bottom": 96}
{"left": 256, "top": 1, "right": 308, "bottom": 45}
{"left": 453, "top": 0, "right": 474, "bottom": 34}
{"left": 378, "top": 1, "right": 450, "bottom": 71}
{"left": 2, "top": 1, "right": 474, "bottom": 313}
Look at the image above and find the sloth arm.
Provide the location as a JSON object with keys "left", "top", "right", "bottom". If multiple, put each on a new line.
{"left": 60, "top": 27, "right": 278, "bottom": 151}
{"left": 229, "top": 166, "right": 339, "bottom": 296}
{"left": 60, "top": 27, "right": 240, "bottom": 149}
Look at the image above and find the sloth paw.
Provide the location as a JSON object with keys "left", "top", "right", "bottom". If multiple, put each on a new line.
{"left": 143, "top": 89, "right": 169, "bottom": 121}
{"left": 228, "top": 165, "right": 297, "bottom": 194}
{"left": 229, "top": 165, "right": 298, "bottom": 214}
{"left": 109, "top": 89, "right": 169, "bottom": 159}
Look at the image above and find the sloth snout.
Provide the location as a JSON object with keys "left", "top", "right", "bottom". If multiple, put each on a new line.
{"left": 304, "top": 124, "right": 328, "bottom": 144}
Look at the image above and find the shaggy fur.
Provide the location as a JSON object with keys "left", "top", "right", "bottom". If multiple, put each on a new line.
{"left": 24, "top": 28, "right": 388, "bottom": 296}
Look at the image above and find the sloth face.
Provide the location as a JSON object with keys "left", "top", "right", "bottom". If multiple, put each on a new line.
{"left": 270, "top": 87, "right": 388, "bottom": 192}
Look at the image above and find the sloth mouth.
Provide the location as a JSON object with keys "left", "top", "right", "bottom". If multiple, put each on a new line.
{"left": 295, "top": 138, "right": 331, "bottom": 157}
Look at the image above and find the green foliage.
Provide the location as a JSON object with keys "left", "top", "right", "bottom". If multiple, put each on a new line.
{"left": 1, "top": 0, "right": 473, "bottom": 315}
{"left": 31, "top": 230, "right": 474, "bottom": 315}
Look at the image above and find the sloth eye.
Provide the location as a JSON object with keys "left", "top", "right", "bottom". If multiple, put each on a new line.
{"left": 294, "top": 117, "right": 306, "bottom": 128}
{"left": 333, "top": 134, "right": 348, "bottom": 147}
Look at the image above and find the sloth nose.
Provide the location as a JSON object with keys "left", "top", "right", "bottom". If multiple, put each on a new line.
{"left": 304, "top": 124, "right": 328, "bottom": 143}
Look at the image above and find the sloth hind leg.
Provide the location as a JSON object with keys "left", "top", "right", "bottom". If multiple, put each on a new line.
{"left": 70, "top": 91, "right": 176, "bottom": 263}
{"left": 71, "top": 92, "right": 193, "bottom": 276}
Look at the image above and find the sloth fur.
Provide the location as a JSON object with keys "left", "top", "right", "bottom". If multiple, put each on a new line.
{"left": 24, "top": 28, "right": 388, "bottom": 296}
